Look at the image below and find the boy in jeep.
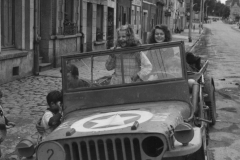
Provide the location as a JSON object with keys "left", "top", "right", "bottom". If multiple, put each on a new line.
{"left": 36, "top": 90, "right": 62, "bottom": 140}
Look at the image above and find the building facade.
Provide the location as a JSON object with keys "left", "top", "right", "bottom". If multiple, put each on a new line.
{"left": 40, "top": 0, "right": 83, "bottom": 68}
{"left": 0, "top": 0, "right": 188, "bottom": 85}
{"left": 82, "top": 0, "right": 109, "bottom": 52}
{"left": 0, "top": 0, "right": 34, "bottom": 84}
{"left": 174, "top": 0, "right": 185, "bottom": 32}
{"left": 116, "top": 0, "right": 132, "bottom": 28}
{"left": 230, "top": 0, "right": 240, "bottom": 21}
{"left": 142, "top": 0, "right": 157, "bottom": 43}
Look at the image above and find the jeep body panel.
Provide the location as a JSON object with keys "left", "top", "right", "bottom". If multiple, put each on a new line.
{"left": 45, "top": 101, "right": 190, "bottom": 142}
{"left": 63, "top": 80, "right": 190, "bottom": 114}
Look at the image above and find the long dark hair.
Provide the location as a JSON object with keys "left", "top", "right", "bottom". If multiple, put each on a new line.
{"left": 115, "top": 24, "right": 141, "bottom": 47}
{"left": 148, "top": 25, "right": 172, "bottom": 44}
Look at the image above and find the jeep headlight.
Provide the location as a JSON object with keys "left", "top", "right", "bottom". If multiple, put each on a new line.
{"left": 37, "top": 141, "right": 65, "bottom": 160}
{"left": 174, "top": 123, "right": 194, "bottom": 146}
{"left": 142, "top": 136, "right": 164, "bottom": 157}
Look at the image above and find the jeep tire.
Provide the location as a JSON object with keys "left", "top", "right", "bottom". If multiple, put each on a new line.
{"left": 203, "top": 75, "right": 217, "bottom": 126}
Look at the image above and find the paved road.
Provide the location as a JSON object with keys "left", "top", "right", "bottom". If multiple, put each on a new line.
{"left": 0, "top": 76, "right": 62, "bottom": 160}
{"left": 194, "top": 21, "right": 240, "bottom": 159}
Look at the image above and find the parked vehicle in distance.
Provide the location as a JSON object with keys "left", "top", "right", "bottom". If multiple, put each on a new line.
{"left": 17, "top": 41, "right": 216, "bottom": 160}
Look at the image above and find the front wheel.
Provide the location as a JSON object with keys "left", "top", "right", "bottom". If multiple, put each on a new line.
{"left": 203, "top": 76, "right": 217, "bottom": 126}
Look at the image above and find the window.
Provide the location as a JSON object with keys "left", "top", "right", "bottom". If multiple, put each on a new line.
{"left": 65, "top": 0, "right": 74, "bottom": 23}
{"left": 132, "top": 9, "right": 135, "bottom": 24}
{"left": 122, "top": 7, "right": 126, "bottom": 25}
{"left": 96, "top": 4, "right": 104, "bottom": 41}
{"left": 64, "top": 0, "right": 77, "bottom": 35}
{"left": 1, "top": 0, "right": 15, "bottom": 48}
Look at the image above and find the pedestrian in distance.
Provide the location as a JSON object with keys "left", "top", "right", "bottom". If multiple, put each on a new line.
{"left": 105, "top": 24, "right": 152, "bottom": 84}
{"left": 36, "top": 90, "right": 63, "bottom": 140}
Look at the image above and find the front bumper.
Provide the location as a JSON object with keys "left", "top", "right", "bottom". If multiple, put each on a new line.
{"left": 163, "top": 127, "right": 202, "bottom": 158}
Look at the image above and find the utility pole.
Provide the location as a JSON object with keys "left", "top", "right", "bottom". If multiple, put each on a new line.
{"left": 189, "top": 0, "right": 193, "bottom": 42}
{"left": 199, "top": 0, "right": 202, "bottom": 34}
{"left": 202, "top": 0, "right": 206, "bottom": 24}
{"left": 206, "top": 6, "right": 209, "bottom": 20}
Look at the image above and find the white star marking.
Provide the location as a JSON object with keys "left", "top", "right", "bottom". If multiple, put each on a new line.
{"left": 71, "top": 110, "right": 153, "bottom": 132}
{"left": 90, "top": 114, "right": 138, "bottom": 129}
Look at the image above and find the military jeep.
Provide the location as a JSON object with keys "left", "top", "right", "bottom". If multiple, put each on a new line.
{"left": 18, "top": 41, "right": 216, "bottom": 160}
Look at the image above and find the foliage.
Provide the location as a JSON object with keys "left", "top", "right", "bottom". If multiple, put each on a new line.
{"left": 193, "top": 0, "right": 230, "bottom": 18}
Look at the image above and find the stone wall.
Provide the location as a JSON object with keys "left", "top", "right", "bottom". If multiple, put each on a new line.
{"left": 0, "top": 51, "right": 33, "bottom": 84}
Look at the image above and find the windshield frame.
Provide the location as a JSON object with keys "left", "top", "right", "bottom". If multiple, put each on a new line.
{"left": 61, "top": 41, "right": 187, "bottom": 93}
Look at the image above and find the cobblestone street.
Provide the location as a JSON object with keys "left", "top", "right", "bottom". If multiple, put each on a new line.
{"left": 0, "top": 28, "right": 201, "bottom": 159}
{"left": 0, "top": 76, "right": 62, "bottom": 159}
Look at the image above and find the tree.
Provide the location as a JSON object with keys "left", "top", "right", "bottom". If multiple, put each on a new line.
{"left": 222, "top": 6, "right": 230, "bottom": 18}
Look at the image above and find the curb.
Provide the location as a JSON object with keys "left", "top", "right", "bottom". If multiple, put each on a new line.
{"left": 217, "top": 90, "right": 232, "bottom": 99}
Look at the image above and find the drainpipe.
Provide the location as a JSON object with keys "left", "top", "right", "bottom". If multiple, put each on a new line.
{"left": 80, "top": 0, "right": 84, "bottom": 53}
{"left": 33, "top": 0, "right": 41, "bottom": 75}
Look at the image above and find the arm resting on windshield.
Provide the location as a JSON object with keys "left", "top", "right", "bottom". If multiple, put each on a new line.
{"left": 138, "top": 52, "right": 152, "bottom": 79}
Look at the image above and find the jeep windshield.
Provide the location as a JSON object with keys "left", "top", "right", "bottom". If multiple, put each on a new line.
{"left": 61, "top": 41, "right": 189, "bottom": 113}
{"left": 62, "top": 43, "right": 184, "bottom": 90}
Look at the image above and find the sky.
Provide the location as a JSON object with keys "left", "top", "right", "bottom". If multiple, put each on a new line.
{"left": 220, "top": 0, "right": 226, "bottom": 4}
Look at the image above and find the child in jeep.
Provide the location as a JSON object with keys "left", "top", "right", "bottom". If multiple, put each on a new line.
{"left": 105, "top": 24, "right": 152, "bottom": 84}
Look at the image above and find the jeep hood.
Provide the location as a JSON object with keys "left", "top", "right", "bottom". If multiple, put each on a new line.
{"left": 45, "top": 101, "right": 191, "bottom": 141}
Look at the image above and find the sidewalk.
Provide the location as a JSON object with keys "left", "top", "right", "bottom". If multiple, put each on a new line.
{"left": 172, "top": 28, "right": 202, "bottom": 52}
{"left": 231, "top": 24, "right": 240, "bottom": 32}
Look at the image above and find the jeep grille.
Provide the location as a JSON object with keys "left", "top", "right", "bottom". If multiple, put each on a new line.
{"left": 57, "top": 134, "right": 167, "bottom": 160}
